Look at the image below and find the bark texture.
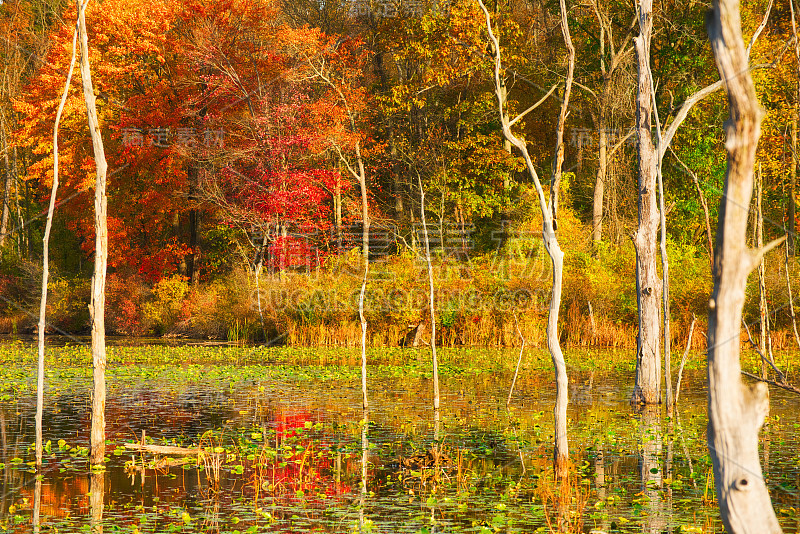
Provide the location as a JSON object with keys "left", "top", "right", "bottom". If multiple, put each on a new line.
{"left": 632, "top": 0, "right": 662, "bottom": 405}
{"left": 706, "top": 1, "right": 782, "bottom": 531}
{"left": 78, "top": 0, "right": 109, "bottom": 466}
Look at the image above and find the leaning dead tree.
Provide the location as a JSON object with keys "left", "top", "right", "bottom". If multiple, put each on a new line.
{"left": 78, "top": 0, "right": 109, "bottom": 466}
{"left": 478, "top": 0, "right": 574, "bottom": 478}
{"left": 706, "top": 0, "right": 783, "bottom": 531}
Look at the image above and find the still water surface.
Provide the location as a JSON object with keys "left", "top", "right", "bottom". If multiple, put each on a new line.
{"left": 0, "top": 342, "right": 798, "bottom": 533}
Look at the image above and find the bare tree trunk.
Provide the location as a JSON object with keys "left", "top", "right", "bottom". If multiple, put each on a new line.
{"left": 13, "top": 165, "right": 24, "bottom": 256}
{"left": 78, "top": 0, "right": 109, "bottom": 466}
{"left": 390, "top": 136, "right": 403, "bottom": 218}
{"left": 756, "top": 163, "right": 769, "bottom": 378}
{"left": 507, "top": 313, "right": 525, "bottom": 407}
{"left": 674, "top": 314, "right": 696, "bottom": 407}
{"left": 784, "top": 240, "right": 800, "bottom": 349}
{"left": 356, "top": 142, "right": 369, "bottom": 411}
{"left": 632, "top": 0, "right": 662, "bottom": 406}
{"left": 658, "top": 142, "right": 672, "bottom": 415}
{"left": 706, "top": 1, "right": 783, "bottom": 530}
{"left": 629, "top": 0, "right": 765, "bottom": 406}
{"left": 790, "top": 0, "right": 800, "bottom": 256}
{"left": 24, "top": 179, "right": 31, "bottom": 256}
{"left": 334, "top": 172, "right": 342, "bottom": 248}
{"left": 790, "top": 114, "right": 797, "bottom": 255}
{"left": 550, "top": 14, "right": 574, "bottom": 228}
{"left": 253, "top": 232, "right": 268, "bottom": 341}
{"left": 592, "top": 117, "right": 607, "bottom": 249}
{"left": 418, "top": 175, "right": 439, "bottom": 412}
{"left": 549, "top": 0, "right": 574, "bottom": 480}
{"left": 0, "top": 114, "right": 11, "bottom": 248}
{"left": 478, "top": 0, "right": 572, "bottom": 478}
{"left": 35, "top": 24, "right": 78, "bottom": 470}
{"left": 308, "top": 55, "right": 371, "bottom": 410}
{"left": 187, "top": 165, "right": 199, "bottom": 285}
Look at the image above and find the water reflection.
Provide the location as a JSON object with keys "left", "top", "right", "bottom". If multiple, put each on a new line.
{"left": 32, "top": 478, "right": 40, "bottom": 534}
{"left": 90, "top": 471, "right": 103, "bottom": 534}
{"left": 0, "top": 360, "right": 795, "bottom": 532}
{"left": 595, "top": 444, "right": 613, "bottom": 532}
{"left": 359, "top": 408, "right": 368, "bottom": 533}
{"left": 638, "top": 405, "right": 663, "bottom": 533}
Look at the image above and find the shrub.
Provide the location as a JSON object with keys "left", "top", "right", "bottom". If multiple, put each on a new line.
{"left": 142, "top": 275, "right": 189, "bottom": 334}
{"left": 48, "top": 277, "right": 91, "bottom": 333}
{"left": 106, "top": 273, "right": 151, "bottom": 336}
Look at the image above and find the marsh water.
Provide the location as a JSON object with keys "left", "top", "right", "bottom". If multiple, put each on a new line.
{"left": 0, "top": 341, "right": 798, "bottom": 533}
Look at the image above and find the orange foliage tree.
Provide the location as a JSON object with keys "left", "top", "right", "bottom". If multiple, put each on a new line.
{"left": 15, "top": 0, "right": 363, "bottom": 281}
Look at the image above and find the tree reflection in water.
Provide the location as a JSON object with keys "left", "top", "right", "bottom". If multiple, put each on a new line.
{"left": 90, "top": 471, "right": 103, "bottom": 534}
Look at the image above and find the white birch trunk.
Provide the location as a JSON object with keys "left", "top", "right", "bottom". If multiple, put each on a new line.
{"left": 592, "top": 118, "right": 607, "bottom": 248}
{"left": 0, "top": 115, "right": 11, "bottom": 248}
{"left": 418, "top": 175, "right": 439, "bottom": 412}
{"left": 356, "top": 142, "right": 369, "bottom": 411}
{"left": 478, "top": 0, "right": 572, "bottom": 478}
{"left": 706, "top": 1, "right": 783, "bottom": 530}
{"left": 36, "top": 23, "right": 79, "bottom": 469}
{"left": 756, "top": 164, "right": 769, "bottom": 377}
{"left": 78, "top": 0, "right": 109, "bottom": 466}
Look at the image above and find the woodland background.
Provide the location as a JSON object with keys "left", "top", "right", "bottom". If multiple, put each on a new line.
{"left": 0, "top": 0, "right": 797, "bottom": 348}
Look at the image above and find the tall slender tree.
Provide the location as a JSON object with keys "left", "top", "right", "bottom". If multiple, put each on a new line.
{"left": 0, "top": 114, "right": 11, "bottom": 248}
{"left": 77, "top": 0, "right": 109, "bottom": 466}
{"left": 706, "top": 0, "right": 783, "bottom": 530}
{"left": 631, "top": 0, "right": 662, "bottom": 406}
{"left": 306, "top": 39, "right": 371, "bottom": 410}
{"left": 478, "top": 0, "right": 574, "bottom": 478}
{"left": 35, "top": 19, "right": 78, "bottom": 469}
{"left": 630, "top": 0, "right": 771, "bottom": 405}
{"left": 418, "top": 174, "right": 439, "bottom": 413}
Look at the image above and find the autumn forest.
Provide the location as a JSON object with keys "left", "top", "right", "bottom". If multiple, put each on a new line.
{"left": 0, "top": 0, "right": 796, "bottom": 349}
{"left": 0, "top": 0, "right": 799, "bottom": 530}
